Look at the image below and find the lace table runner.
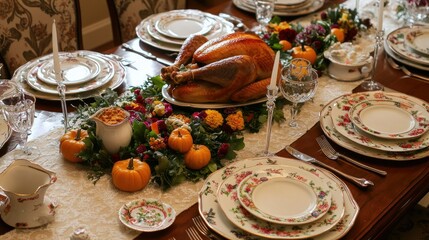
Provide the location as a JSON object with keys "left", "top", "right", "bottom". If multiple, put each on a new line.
{"left": 0, "top": 0, "right": 403, "bottom": 238}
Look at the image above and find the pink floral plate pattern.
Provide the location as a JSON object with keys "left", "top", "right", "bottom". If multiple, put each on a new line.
{"left": 216, "top": 164, "right": 344, "bottom": 239}
{"left": 198, "top": 157, "right": 354, "bottom": 240}
{"left": 320, "top": 93, "right": 429, "bottom": 160}
{"left": 119, "top": 198, "right": 176, "bottom": 232}
{"left": 237, "top": 166, "right": 332, "bottom": 225}
{"left": 331, "top": 91, "right": 429, "bottom": 152}
{"left": 349, "top": 99, "right": 429, "bottom": 140}
{"left": 386, "top": 26, "right": 429, "bottom": 66}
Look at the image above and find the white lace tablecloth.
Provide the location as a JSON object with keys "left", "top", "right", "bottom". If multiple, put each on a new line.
{"left": 0, "top": 1, "right": 403, "bottom": 238}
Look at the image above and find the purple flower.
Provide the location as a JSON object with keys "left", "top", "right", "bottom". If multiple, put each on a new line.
{"left": 217, "top": 143, "right": 229, "bottom": 158}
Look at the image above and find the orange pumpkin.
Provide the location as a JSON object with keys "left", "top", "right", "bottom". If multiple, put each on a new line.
{"left": 60, "top": 129, "right": 88, "bottom": 163}
{"left": 331, "top": 28, "right": 345, "bottom": 43}
{"left": 184, "top": 144, "right": 211, "bottom": 170}
{"left": 279, "top": 40, "right": 292, "bottom": 51}
{"left": 168, "top": 128, "right": 193, "bottom": 153}
{"left": 112, "top": 158, "right": 151, "bottom": 192}
{"left": 291, "top": 44, "right": 317, "bottom": 65}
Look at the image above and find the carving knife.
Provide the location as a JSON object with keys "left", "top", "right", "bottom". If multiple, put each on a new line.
{"left": 121, "top": 43, "right": 173, "bottom": 66}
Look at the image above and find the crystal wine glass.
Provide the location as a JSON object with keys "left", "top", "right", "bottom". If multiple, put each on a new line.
{"left": 280, "top": 58, "right": 318, "bottom": 137}
{"left": 1, "top": 92, "right": 37, "bottom": 155}
{"left": 255, "top": 0, "right": 275, "bottom": 36}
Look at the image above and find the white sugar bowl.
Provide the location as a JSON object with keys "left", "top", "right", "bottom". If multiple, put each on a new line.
{"left": 324, "top": 42, "right": 373, "bottom": 81}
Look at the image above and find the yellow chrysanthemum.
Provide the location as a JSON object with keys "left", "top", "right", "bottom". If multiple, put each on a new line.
{"left": 226, "top": 111, "right": 245, "bottom": 131}
{"left": 204, "top": 110, "right": 224, "bottom": 129}
{"left": 149, "top": 137, "right": 166, "bottom": 150}
{"left": 268, "top": 21, "right": 291, "bottom": 33}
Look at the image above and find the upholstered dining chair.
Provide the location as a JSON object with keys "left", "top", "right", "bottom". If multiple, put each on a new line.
{"left": 106, "top": 0, "right": 187, "bottom": 44}
{"left": 0, "top": 0, "right": 83, "bottom": 78}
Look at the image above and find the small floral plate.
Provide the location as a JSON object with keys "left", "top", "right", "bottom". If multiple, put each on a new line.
{"left": 118, "top": 198, "right": 176, "bottom": 232}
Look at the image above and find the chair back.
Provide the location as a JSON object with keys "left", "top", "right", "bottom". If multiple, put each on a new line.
{"left": 107, "top": 0, "right": 186, "bottom": 44}
{"left": 0, "top": 0, "right": 83, "bottom": 77}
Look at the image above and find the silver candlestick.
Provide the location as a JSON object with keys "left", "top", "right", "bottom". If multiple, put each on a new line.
{"left": 57, "top": 70, "right": 68, "bottom": 133}
{"left": 260, "top": 85, "right": 278, "bottom": 156}
{"left": 360, "top": 29, "right": 384, "bottom": 91}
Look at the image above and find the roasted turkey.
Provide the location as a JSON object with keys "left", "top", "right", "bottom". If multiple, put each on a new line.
{"left": 161, "top": 32, "right": 276, "bottom": 103}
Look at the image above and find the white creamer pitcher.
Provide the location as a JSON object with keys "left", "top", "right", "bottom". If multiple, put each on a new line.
{"left": 0, "top": 159, "right": 57, "bottom": 228}
{"left": 90, "top": 107, "right": 133, "bottom": 154}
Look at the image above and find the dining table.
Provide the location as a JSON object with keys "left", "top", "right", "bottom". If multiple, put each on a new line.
{"left": 1, "top": 0, "right": 429, "bottom": 239}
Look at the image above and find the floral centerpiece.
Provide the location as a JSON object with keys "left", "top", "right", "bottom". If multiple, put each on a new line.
{"left": 264, "top": 6, "right": 372, "bottom": 71}
{"left": 69, "top": 76, "right": 287, "bottom": 190}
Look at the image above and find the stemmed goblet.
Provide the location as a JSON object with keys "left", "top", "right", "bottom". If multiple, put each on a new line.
{"left": 254, "top": 0, "right": 275, "bottom": 36}
{"left": 280, "top": 58, "right": 318, "bottom": 137}
{"left": 1, "top": 92, "right": 37, "bottom": 155}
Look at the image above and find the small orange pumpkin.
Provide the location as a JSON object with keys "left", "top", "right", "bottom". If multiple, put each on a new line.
{"left": 168, "top": 128, "right": 193, "bottom": 153}
{"left": 184, "top": 144, "right": 211, "bottom": 170}
{"left": 291, "top": 43, "right": 317, "bottom": 65}
{"left": 60, "top": 129, "right": 88, "bottom": 163}
{"left": 112, "top": 158, "right": 151, "bottom": 192}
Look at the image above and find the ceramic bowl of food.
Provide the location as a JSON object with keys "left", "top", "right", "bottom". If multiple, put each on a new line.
{"left": 324, "top": 42, "right": 373, "bottom": 81}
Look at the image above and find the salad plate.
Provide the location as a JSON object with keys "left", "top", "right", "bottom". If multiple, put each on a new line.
{"left": 330, "top": 92, "right": 429, "bottom": 152}
{"left": 0, "top": 115, "right": 12, "bottom": 148}
{"left": 349, "top": 99, "right": 429, "bottom": 140}
{"left": 320, "top": 93, "right": 429, "bottom": 160}
{"left": 386, "top": 26, "right": 429, "bottom": 66}
{"left": 37, "top": 53, "right": 101, "bottom": 85}
{"left": 119, "top": 198, "right": 176, "bottom": 232}
{"left": 198, "top": 157, "right": 352, "bottom": 240}
{"left": 405, "top": 28, "right": 429, "bottom": 57}
{"left": 237, "top": 166, "right": 331, "bottom": 225}
{"left": 155, "top": 12, "right": 214, "bottom": 39}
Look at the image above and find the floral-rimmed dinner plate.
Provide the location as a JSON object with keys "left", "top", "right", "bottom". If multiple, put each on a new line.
{"left": 37, "top": 53, "right": 101, "bottom": 85}
{"left": 384, "top": 40, "right": 429, "bottom": 72}
{"left": 320, "top": 93, "right": 429, "bottom": 160}
{"left": 119, "top": 198, "right": 176, "bottom": 232}
{"left": 233, "top": 0, "right": 325, "bottom": 17}
{"left": 349, "top": 99, "right": 429, "bottom": 140}
{"left": 198, "top": 157, "right": 353, "bottom": 240}
{"left": 386, "top": 26, "right": 429, "bottom": 66}
{"left": 237, "top": 166, "right": 331, "bottom": 225}
{"left": 26, "top": 53, "right": 113, "bottom": 95}
{"left": 161, "top": 85, "right": 270, "bottom": 109}
{"left": 0, "top": 115, "right": 12, "bottom": 149}
{"left": 216, "top": 164, "right": 343, "bottom": 239}
{"left": 404, "top": 28, "right": 429, "bottom": 57}
{"left": 155, "top": 12, "right": 214, "bottom": 39}
{"left": 12, "top": 51, "right": 126, "bottom": 101}
{"left": 331, "top": 91, "right": 429, "bottom": 152}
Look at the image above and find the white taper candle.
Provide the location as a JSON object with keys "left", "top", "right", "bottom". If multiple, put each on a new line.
{"left": 269, "top": 51, "right": 280, "bottom": 89}
{"left": 52, "top": 20, "right": 61, "bottom": 81}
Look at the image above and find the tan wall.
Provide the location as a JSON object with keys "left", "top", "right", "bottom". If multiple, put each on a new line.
{"left": 80, "top": 0, "right": 113, "bottom": 49}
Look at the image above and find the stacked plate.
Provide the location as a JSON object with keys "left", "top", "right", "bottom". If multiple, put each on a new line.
{"left": 11, "top": 50, "right": 126, "bottom": 101}
{"left": 198, "top": 156, "right": 359, "bottom": 239}
{"left": 233, "top": 0, "right": 325, "bottom": 16}
{"left": 136, "top": 9, "right": 234, "bottom": 52}
{"left": 320, "top": 91, "right": 429, "bottom": 161}
{"left": 385, "top": 26, "right": 429, "bottom": 72}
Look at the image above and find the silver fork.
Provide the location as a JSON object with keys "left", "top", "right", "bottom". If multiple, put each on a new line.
{"left": 186, "top": 226, "right": 204, "bottom": 240}
{"left": 193, "top": 216, "right": 221, "bottom": 240}
{"left": 316, "top": 135, "right": 387, "bottom": 176}
{"left": 387, "top": 57, "right": 429, "bottom": 82}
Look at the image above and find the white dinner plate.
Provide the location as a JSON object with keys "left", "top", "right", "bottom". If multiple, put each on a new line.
{"left": 155, "top": 12, "right": 214, "bottom": 39}
{"left": 217, "top": 164, "right": 343, "bottom": 239}
{"left": 405, "top": 28, "right": 429, "bottom": 57}
{"left": 119, "top": 198, "right": 176, "bottom": 232}
{"left": 320, "top": 93, "right": 429, "bottom": 160}
{"left": 386, "top": 26, "right": 429, "bottom": 66}
{"left": 237, "top": 166, "right": 332, "bottom": 225}
{"left": 330, "top": 91, "right": 429, "bottom": 152}
{"left": 199, "top": 157, "right": 354, "bottom": 240}
{"left": 0, "top": 115, "right": 12, "bottom": 149}
{"left": 349, "top": 99, "right": 429, "bottom": 140}
{"left": 136, "top": 10, "right": 234, "bottom": 52}
{"left": 37, "top": 53, "right": 101, "bottom": 85}
{"left": 12, "top": 51, "right": 126, "bottom": 101}
{"left": 162, "top": 85, "right": 270, "bottom": 108}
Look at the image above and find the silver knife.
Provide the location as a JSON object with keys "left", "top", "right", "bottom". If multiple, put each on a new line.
{"left": 121, "top": 43, "right": 173, "bottom": 66}
{"left": 285, "top": 145, "right": 374, "bottom": 188}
